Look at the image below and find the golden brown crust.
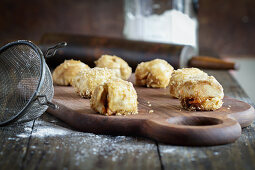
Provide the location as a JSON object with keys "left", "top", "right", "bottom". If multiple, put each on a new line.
{"left": 171, "top": 68, "right": 224, "bottom": 111}
{"left": 90, "top": 79, "right": 138, "bottom": 116}
{"left": 135, "top": 59, "right": 174, "bottom": 88}
{"left": 71, "top": 67, "right": 116, "bottom": 98}
{"left": 52, "top": 59, "right": 90, "bottom": 86}
{"left": 169, "top": 68, "right": 208, "bottom": 98}
{"left": 178, "top": 76, "right": 224, "bottom": 99}
{"left": 95, "top": 55, "right": 132, "bottom": 80}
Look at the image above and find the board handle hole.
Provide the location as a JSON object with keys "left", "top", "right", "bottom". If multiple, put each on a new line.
{"left": 167, "top": 116, "right": 223, "bottom": 126}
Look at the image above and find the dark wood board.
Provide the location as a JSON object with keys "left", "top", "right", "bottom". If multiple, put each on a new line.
{"left": 1, "top": 70, "right": 255, "bottom": 170}
{"left": 47, "top": 75, "right": 255, "bottom": 146}
{"left": 159, "top": 70, "right": 255, "bottom": 170}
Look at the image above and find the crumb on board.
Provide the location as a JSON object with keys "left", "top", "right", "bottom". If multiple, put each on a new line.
{"left": 149, "top": 110, "right": 154, "bottom": 113}
{"left": 148, "top": 104, "right": 152, "bottom": 107}
{"left": 147, "top": 101, "right": 150, "bottom": 104}
{"left": 228, "top": 105, "right": 231, "bottom": 108}
{"left": 227, "top": 107, "right": 230, "bottom": 110}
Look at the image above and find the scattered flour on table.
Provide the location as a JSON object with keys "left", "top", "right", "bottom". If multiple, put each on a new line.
{"left": 213, "top": 151, "right": 219, "bottom": 155}
{"left": 31, "top": 125, "right": 71, "bottom": 138}
{"left": 159, "top": 146, "right": 225, "bottom": 163}
{"left": 15, "top": 120, "right": 157, "bottom": 164}
{"left": 69, "top": 135, "right": 157, "bottom": 164}
{"left": 160, "top": 147, "right": 209, "bottom": 162}
{"left": 16, "top": 133, "right": 30, "bottom": 138}
{"left": 16, "top": 120, "right": 74, "bottom": 138}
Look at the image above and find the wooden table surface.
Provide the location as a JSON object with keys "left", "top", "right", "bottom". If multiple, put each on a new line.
{"left": 1, "top": 70, "right": 255, "bottom": 170}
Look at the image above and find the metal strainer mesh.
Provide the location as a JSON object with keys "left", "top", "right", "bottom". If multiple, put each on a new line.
{"left": 17, "top": 64, "right": 53, "bottom": 123}
{"left": 0, "top": 41, "right": 58, "bottom": 125}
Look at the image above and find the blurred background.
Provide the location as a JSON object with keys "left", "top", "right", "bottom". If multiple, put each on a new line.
{"left": 0, "top": 0, "right": 254, "bottom": 102}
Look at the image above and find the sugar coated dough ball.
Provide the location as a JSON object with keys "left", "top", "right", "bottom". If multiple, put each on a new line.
{"left": 95, "top": 55, "right": 132, "bottom": 80}
{"left": 169, "top": 68, "right": 208, "bottom": 98}
{"left": 72, "top": 67, "right": 116, "bottom": 98}
{"left": 90, "top": 79, "right": 138, "bottom": 116}
{"left": 135, "top": 59, "right": 174, "bottom": 88}
{"left": 52, "top": 59, "right": 90, "bottom": 86}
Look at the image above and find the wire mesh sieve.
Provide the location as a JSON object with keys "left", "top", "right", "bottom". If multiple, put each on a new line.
{"left": 0, "top": 40, "right": 66, "bottom": 126}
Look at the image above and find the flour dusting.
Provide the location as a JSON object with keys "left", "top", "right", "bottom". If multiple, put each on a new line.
{"left": 14, "top": 119, "right": 158, "bottom": 166}
{"left": 160, "top": 146, "right": 209, "bottom": 162}
{"left": 16, "top": 120, "right": 74, "bottom": 138}
{"left": 68, "top": 134, "right": 157, "bottom": 164}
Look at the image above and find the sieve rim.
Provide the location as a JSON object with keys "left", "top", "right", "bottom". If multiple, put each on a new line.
{"left": 0, "top": 40, "right": 46, "bottom": 126}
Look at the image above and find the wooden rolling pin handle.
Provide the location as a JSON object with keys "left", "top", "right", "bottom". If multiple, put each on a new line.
{"left": 188, "top": 56, "right": 240, "bottom": 70}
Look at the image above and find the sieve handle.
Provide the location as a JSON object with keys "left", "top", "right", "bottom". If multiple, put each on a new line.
{"left": 45, "top": 42, "right": 67, "bottom": 58}
{"left": 36, "top": 95, "right": 59, "bottom": 109}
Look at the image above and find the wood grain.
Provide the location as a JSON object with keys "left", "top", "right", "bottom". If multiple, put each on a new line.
{"left": 1, "top": 71, "right": 255, "bottom": 170}
{"left": 159, "top": 70, "right": 255, "bottom": 170}
{"left": 0, "top": 120, "right": 35, "bottom": 170}
{"left": 47, "top": 74, "right": 254, "bottom": 146}
{"left": 20, "top": 114, "right": 161, "bottom": 170}
{"left": 188, "top": 56, "right": 239, "bottom": 70}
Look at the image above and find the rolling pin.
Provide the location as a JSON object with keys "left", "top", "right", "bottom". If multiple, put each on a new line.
{"left": 39, "top": 33, "right": 238, "bottom": 70}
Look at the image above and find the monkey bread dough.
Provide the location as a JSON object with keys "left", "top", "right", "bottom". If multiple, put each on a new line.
{"left": 72, "top": 67, "right": 116, "bottom": 98}
{"left": 90, "top": 79, "right": 138, "bottom": 116}
{"left": 52, "top": 59, "right": 90, "bottom": 86}
{"left": 95, "top": 55, "right": 132, "bottom": 80}
{"left": 170, "top": 68, "right": 224, "bottom": 111}
{"left": 169, "top": 68, "right": 208, "bottom": 98}
{"left": 135, "top": 59, "right": 174, "bottom": 88}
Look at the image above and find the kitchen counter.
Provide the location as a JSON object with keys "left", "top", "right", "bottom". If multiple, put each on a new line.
{"left": 1, "top": 70, "right": 254, "bottom": 170}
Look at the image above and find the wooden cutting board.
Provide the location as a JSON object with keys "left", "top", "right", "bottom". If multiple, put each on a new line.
{"left": 47, "top": 75, "right": 255, "bottom": 146}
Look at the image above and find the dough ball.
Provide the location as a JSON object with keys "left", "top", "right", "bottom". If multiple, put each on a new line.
{"left": 52, "top": 59, "right": 90, "bottom": 86}
{"left": 169, "top": 68, "right": 208, "bottom": 98}
{"left": 90, "top": 79, "right": 138, "bottom": 116}
{"left": 178, "top": 73, "right": 224, "bottom": 111}
{"left": 72, "top": 67, "right": 116, "bottom": 98}
{"left": 95, "top": 55, "right": 132, "bottom": 80}
{"left": 135, "top": 59, "right": 174, "bottom": 88}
